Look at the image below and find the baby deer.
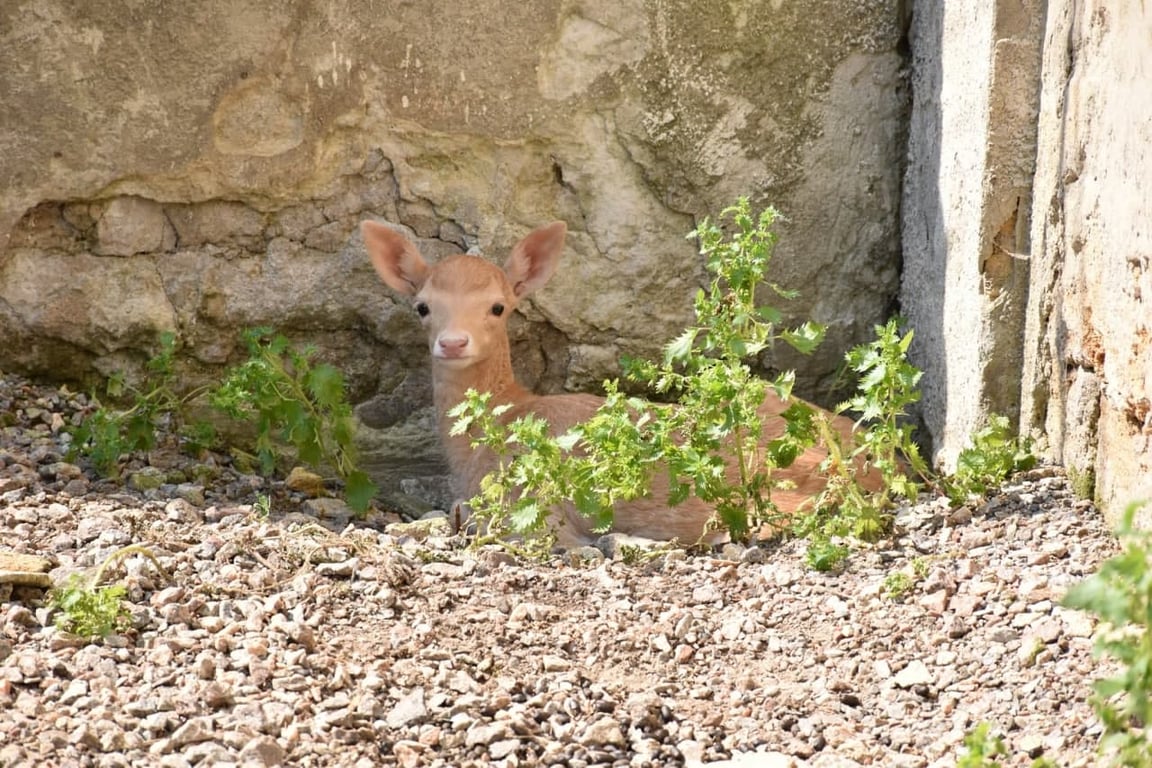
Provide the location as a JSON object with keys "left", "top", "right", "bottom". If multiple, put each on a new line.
{"left": 362, "top": 220, "right": 877, "bottom": 547}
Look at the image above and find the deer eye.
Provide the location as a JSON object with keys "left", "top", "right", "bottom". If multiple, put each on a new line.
{"left": 491, "top": 303, "right": 505, "bottom": 317}
{"left": 415, "top": 302, "right": 430, "bottom": 318}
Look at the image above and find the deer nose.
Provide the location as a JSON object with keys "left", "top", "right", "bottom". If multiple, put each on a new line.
{"left": 436, "top": 333, "right": 470, "bottom": 358}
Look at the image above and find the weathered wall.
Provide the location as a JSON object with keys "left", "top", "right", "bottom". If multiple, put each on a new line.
{"left": 1021, "top": 0, "right": 1152, "bottom": 524}
{"left": 905, "top": 0, "right": 1150, "bottom": 525}
{"left": 0, "top": 1, "right": 909, "bottom": 512}
{"left": 901, "top": 0, "right": 1043, "bottom": 469}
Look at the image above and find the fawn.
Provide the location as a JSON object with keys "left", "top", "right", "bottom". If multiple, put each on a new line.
{"left": 361, "top": 219, "right": 878, "bottom": 547}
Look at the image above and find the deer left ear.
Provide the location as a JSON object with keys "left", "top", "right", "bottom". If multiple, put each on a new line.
{"left": 361, "top": 221, "right": 430, "bottom": 296}
{"left": 504, "top": 222, "right": 567, "bottom": 298}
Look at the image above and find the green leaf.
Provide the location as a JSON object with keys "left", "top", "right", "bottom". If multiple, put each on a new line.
{"left": 664, "top": 328, "right": 699, "bottom": 364}
{"left": 781, "top": 321, "right": 825, "bottom": 355}
{"left": 343, "top": 471, "right": 378, "bottom": 513}
{"left": 307, "top": 364, "right": 345, "bottom": 406}
{"left": 509, "top": 500, "right": 545, "bottom": 532}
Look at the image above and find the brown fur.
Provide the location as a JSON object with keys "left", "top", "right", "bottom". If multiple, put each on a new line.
{"left": 362, "top": 220, "right": 880, "bottom": 547}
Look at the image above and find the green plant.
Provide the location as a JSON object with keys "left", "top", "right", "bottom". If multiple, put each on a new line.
{"left": 882, "top": 560, "right": 929, "bottom": 600}
{"left": 49, "top": 544, "right": 166, "bottom": 640}
{"left": 947, "top": 414, "right": 1037, "bottom": 504}
{"left": 452, "top": 199, "right": 827, "bottom": 545}
{"left": 793, "top": 318, "right": 929, "bottom": 562}
{"left": 1068, "top": 465, "right": 1097, "bottom": 502}
{"left": 211, "top": 328, "right": 378, "bottom": 515}
{"left": 1063, "top": 501, "right": 1152, "bottom": 767}
{"left": 883, "top": 571, "right": 915, "bottom": 600}
{"left": 837, "top": 318, "right": 927, "bottom": 501}
{"left": 957, "top": 723, "right": 1059, "bottom": 768}
{"left": 805, "top": 539, "right": 850, "bottom": 572}
{"left": 50, "top": 576, "right": 130, "bottom": 639}
{"left": 252, "top": 494, "right": 272, "bottom": 520}
{"left": 958, "top": 723, "right": 1007, "bottom": 768}
{"left": 69, "top": 332, "right": 216, "bottom": 475}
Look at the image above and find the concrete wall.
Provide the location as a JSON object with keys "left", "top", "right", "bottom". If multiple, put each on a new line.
{"left": 1021, "top": 0, "right": 1152, "bottom": 522}
{"left": 905, "top": 0, "right": 1151, "bottom": 524}
{"left": 901, "top": 0, "right": 1043, "bottom": 469}
{"left": 0, "top": 0, "right": 909, "bottom": 513}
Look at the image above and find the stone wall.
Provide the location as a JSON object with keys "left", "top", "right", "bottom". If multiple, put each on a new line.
{"left": 1020, "top": 0, "right": 1152, "bottom": 523}
{"left": 0, "top": 1, "right": 908, "bottom": 512}
{"left": 903, "top": 0, "right": 1151, "bottom": 524}
{"left": 900, "top": 0, "right": 1043, "bottom": 470}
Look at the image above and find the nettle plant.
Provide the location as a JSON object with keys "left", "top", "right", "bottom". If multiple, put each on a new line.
{"left": 70, "top": 332, "right": 216, "bottom": 476}
{"left": 211, "top": 328, "right": 378, "bottom": 513}
{"left": 452, "top": 199, "right": 922, "bottom": 552}
{"left": 70, "top": 328, "right": 377, "bottom": 515}
{"left": 1063, "top": 501, "right": 1152, "bottom": 768}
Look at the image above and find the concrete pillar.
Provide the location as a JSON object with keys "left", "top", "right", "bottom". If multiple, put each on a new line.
{"left": 901, "top": 1, "right": 1045, "bottom": 469}
{"left": 1021, "top": 0, "right": 1152, "bottom": 524}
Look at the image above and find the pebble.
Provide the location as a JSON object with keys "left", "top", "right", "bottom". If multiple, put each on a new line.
{"left": 0, "top": 372, "right": 1121, "bottom": 767}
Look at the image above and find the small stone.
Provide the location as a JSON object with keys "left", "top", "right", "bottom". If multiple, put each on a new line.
{"left": 1058, "top": 609, "right": 1096, "bottom": 638}
{"left": 58, "top": 679, "right": 88, "bottom": 705}
{"left": 893, "top": 660, "right": 933, "bottom": 688}
{"left": 238, "top": 735, "right": 286, "bottom": 766}
{"left": 567, "top": 546, "right": 605, "bottom": 566}
{"left": 579, "top": 717, "right": 626, "bottom": 747}
{"left": 129, "top": 468, "right": 166, "bottom": 491}
{"left": 286, "top": 466, "right": 326, "bottom": 497}
{"left": 542, "top": 655, "right": 571, "bottom": 672}
{"left": 303, "top": 498, "right": 353, "bottom": 520}
{"left": 315, "top": 558, "right": 359, "bottom": 578}
{"left": 393, "top": 741, "right": 427, "bottom": 768}
{"left": 202, "top": 681, "right": 234, "bottom": 709}
{"left": 465, "top": 721, "right": 509, "bottom": 747}
{"left": 168, "top": 716, "right": 214, "bottom": 748}
{"left": 174, "top": 484, "right": 206, "bottom": 506}
{"left": 488, "top": 738, "right": 520, "bottom": 759}
{"left": 918, "top": 591, "right": 950, "bottom": 615}
{"left": 387, "top": 688, "right": 427, "bottom": 729}
{"left": 691, "top": 584, "right": 722, "bottom": 605}
{"left": 949, "top": 594, "right": 983, "bottom": 617}
{"left": 989, "top": 628, "right": 1019, "bottom": 643}
{"left": 678, "top": 739, "right": 706, "bottom": 764}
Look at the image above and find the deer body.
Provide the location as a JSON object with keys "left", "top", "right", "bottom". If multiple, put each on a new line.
{"left": 362, "top": 220, "right": 873, "bottom": 547}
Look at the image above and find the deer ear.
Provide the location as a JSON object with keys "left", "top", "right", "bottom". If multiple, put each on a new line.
{"left": 504, "top": 221, "right": 567, "bottom": 298}
{"left": 361, "top": 221, "right": 430, "bottom": 296}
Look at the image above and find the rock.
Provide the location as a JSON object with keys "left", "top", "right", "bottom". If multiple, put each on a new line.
{"left": 542, "top": 655, "right": 571, "bottom": 673}
{"left": 464, "top": 721, "right": 509, "bottom": 747}
{"left": 596, "top": 533, "right": 663, "bottom": 560}
{"left": 315, "top": 558, "right": 359, "bottom": 578}
{"left": 129, "top": 468, "right": 166, "bottom": 492}
{"left": 387, "top": 688, "right": 427, "bottom": 729}
{"left": 238, "top": 735, "right": 286, "bottom": 766}
{"left": 710, "top": 752, "right": 799, "bottom": 768}
{"left": 95, "top": 197, "right": 173, "bottom": 256}
{"left": 579, "top": 717, "right": 626, "bottom": 747}
{"left": 285, "top": 467, "right": 326, "bottom": 497}
{"left": 893, "top": 661, "right": 933, "bottom": 689}
{"left": 385, "top": 518, "right": 451, "bottom": 541}
{"left": 1056, "top": 608, "right": 1096, "bottom": 639}
{"left": 167, "top": 716, "right": 215, "bottom": 748}
{"left": 392, "top": 741, "right": 427, "bottom": 768}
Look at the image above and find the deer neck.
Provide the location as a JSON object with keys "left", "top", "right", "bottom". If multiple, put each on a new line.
{"left": 431, "top": 345, "right": 529, "bottom": 478}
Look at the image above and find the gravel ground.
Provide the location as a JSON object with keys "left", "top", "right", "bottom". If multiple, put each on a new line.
{"left": 0, "top": 370, "right": 1119, "bottom": 768}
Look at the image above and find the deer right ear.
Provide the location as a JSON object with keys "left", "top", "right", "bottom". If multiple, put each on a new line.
{"left": 504, "top": 221, "right": 567, "bottom": 298}
{"left": 361, "top": 221, "right": 430, "bottom": 296}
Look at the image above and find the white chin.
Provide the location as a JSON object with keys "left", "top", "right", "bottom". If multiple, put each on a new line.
{"left": 433, "top": 356, "right": 474, "bottom": 367}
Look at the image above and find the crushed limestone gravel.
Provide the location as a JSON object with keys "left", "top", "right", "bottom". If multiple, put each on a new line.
{"left": 0, "top": 370, "right": 1119, "bottom": 767}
